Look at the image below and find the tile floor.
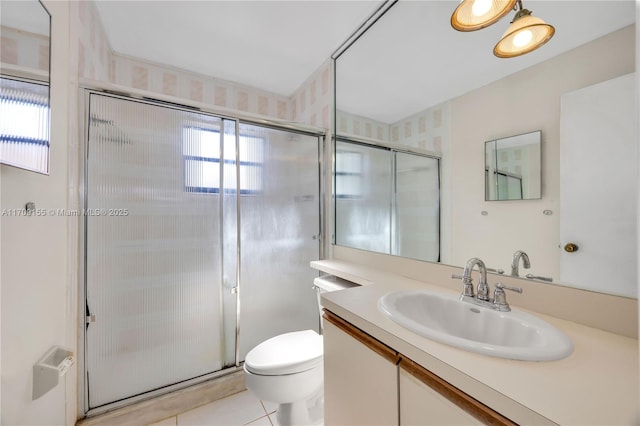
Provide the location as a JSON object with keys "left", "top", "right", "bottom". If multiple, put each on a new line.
{"left": 148, "top": 390, "right": 280, "bottom": 426}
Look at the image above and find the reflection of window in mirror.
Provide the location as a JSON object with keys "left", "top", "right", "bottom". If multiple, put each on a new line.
{"left": 485, "top": 130, "right": 541, "bottom": 201}
{"left": 335, "top": 150, "right": 363, "bottom": 199}
{"left": 0, "top": 77, "right": 50, "bottom": 172}
{"left": 0, "top": 0, "right": 51, "bottom": 174}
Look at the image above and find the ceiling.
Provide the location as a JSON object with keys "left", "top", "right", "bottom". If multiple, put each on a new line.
{"left": 94, "top": 0, "right": 635, "bottom": 121}
{"left": 94, "top": 0, "right": 380, "bottom": 96}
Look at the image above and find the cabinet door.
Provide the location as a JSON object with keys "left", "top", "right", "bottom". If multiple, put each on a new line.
{"left": 400, "top": 369, "right": 481, "bottom": 426}
{"left": 323, "top": 311, "right": 399, "bottom": 426}
{"left": 399, "top": 359, "right": 515, "bottom": 426}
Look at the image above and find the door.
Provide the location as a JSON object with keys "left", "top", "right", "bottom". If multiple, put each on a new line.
{"left": 393, "top": 152, "right": 440, "bottom": 262}
{"left": 559, "top": 73, "right": 637, "bottom": 297}
{"left": 335, "top": 140, "right": 392, "bottom": 254}
{"left": 237, "top": 123, "right": 322, "bottom": 360}
{"left": 85, "top": 93, "right": 234, "bottom": 408}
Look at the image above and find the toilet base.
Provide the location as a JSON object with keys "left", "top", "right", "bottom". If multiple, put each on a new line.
{"left": 275, "top": 386, "right": 323, "bottom": 426}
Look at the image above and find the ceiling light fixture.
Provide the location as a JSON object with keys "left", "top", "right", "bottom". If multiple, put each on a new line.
{"left": 493, "top": 2, "right": 555, "bottom": 58}
{"left": 451, "top": 0, "right": 516, "bottom": 32}
{"left": 451, "top": 0, "right": 555, "bottom": 58}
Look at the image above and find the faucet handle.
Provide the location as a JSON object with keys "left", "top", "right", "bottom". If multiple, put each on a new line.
{"left": 452, "top": 274, "right": 474, "bottom": 297}
{"left": 493, "top": 283, "right": 523, "bottom": 311}
{"left": 495, "top": 283, "right": 523, "bottom": 293}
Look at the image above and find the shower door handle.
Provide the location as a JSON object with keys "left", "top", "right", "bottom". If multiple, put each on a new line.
{"left": 85, "top": 302, "right": 95, "bottom": 330}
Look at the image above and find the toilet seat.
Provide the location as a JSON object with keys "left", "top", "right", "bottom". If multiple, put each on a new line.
{"left": 244, "top": 330, "right": 323, "bottom": 375}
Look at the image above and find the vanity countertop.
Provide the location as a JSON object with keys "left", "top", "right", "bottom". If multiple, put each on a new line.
{"left": 312, "top": 260, "right": 639, "bottom": 425}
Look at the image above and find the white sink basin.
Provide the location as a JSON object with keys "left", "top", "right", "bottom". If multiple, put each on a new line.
{"left": 378, "top": 289, "right": 573, "bottom": 361}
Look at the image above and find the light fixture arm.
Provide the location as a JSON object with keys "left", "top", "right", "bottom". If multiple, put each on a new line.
{"left": 511, "top": 0, "right": 533, "bottom": 23}
{"left": 514, "top": 0, "right": 523, "bottom": 11}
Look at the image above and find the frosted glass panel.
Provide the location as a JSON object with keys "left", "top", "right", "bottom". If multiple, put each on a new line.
{"left": 335, "top": 141, "right": 392, "bottom": 253}
{"left": 394, "top": 152, "right": 440, "bottom": 262}
{"left": 238, "top": 124, "right": 320, "bottom": 360}
{"left": 86, "top": 94, "right": 226, "bottom": 408}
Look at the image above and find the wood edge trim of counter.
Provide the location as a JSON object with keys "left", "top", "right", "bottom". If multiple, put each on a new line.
{"left": 323, "top": 309, "right": 400, "bottom": 365}
{"left": 399, "top": 357, "right": 517, "bottom": 426}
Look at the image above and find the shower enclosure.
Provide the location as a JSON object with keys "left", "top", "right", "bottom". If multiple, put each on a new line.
{"left": 83, "top": 91, "right": 322, "bottom": 411}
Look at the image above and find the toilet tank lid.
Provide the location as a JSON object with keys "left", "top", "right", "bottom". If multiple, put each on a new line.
{"left": 244, "top": 330, "right": 323, "bottom": 375}
{"left": 313, "top": 275, "right": 359, "bottom": 292}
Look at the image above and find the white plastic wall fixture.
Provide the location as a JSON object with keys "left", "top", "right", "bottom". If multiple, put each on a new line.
{"left": 32, "top": 346, "right": 74, "bottom": 400}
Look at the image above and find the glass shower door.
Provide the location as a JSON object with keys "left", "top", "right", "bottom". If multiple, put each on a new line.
{"left": 393, "top": 152, "right": 440, "bottom": 262}
{"left": 334, "top": 141, "right": 392, "bottom": 254}
{"left": 237, "top": 124, "right": 321, "bottom": 360}
{"left": 85, "top": 93, "right": 232, "bottom": 409}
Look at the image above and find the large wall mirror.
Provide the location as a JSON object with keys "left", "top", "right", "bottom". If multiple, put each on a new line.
{"left": 333, "top": 0, "right": 637, "bottom": 298}
{"left": 0, "top": 0, "right": 51, "bottom": 174}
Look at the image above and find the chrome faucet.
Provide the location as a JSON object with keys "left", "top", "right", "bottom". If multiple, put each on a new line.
{"left": 452, "top": 257, "right": 489, "bottom": 300}
{"left": 510, "top": 250, "right": 531, "bottom": 277}
{"left": 453, "top": 257, "right": 523, "bottom": 312}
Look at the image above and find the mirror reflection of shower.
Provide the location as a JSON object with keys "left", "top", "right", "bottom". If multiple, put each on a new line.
{"left": 335, "top": 138, "right": 440, "bottom": 262}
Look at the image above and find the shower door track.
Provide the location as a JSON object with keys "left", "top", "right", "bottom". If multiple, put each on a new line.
{"left": 77, "top": 82, "right": 326, "bottom": 418}
{"left": 79, "top": 79, "right": 326, "bottom": 137}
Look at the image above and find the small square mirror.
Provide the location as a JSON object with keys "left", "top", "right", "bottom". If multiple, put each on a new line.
{"left": 485, "top": 130, "right": 541, "bottom": 201}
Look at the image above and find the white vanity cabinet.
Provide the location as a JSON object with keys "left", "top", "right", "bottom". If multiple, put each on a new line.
{"left": 323, "top": 310, "right": 515, "bottom": 426}
{"left": 323, "top": 311, "right": 399, "bottom": 425}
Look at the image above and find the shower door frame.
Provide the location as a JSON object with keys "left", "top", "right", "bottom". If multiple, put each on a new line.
{"left": 77, "top": 85, "right": 326, "bottom": 417}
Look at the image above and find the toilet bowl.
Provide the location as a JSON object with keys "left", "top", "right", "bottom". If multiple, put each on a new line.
{"left": 244, "top": 330, "right": 324, "bottom": 425}
{"left": 243, "top": 275, "right": 357, "bottom": 426}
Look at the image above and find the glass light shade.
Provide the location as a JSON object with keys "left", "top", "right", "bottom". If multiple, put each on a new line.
{"left": 451, "top": 0, "right": 517, "bottom": 31}
{"left": 494, "top": 13, "right": 555, "bottom": 58}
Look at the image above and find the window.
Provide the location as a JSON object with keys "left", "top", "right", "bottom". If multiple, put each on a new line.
{"left": 335, "top": 150, "right": 363, "bottom": 199}
{"left": 0, "top": 76, "right": 50, "bottom": 173}
{"left": 183, "top": 127, "right": 264, "bottom": 194}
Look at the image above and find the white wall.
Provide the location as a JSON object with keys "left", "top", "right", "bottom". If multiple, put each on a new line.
{"left": 1, "top": 1, "right": 76, "bottom": 424}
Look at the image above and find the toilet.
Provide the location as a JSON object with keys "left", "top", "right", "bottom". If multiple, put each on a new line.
{"left": 243, "top": 275, "right": 357, "bottom": 426}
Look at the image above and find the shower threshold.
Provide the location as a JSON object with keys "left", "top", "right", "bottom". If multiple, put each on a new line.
{"left": 79, "top": 367, "right": 245, "bottom": 426}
